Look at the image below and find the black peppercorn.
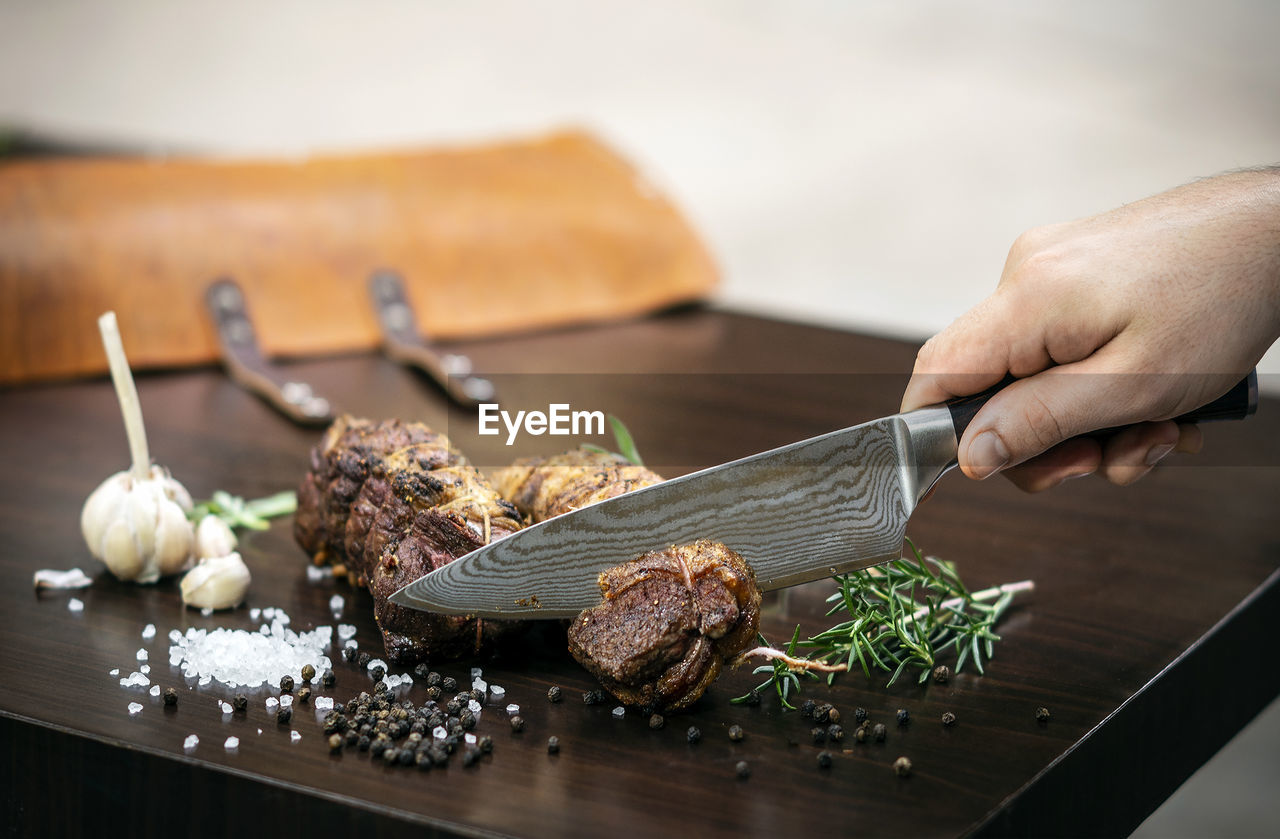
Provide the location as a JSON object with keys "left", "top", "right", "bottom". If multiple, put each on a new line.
{"left": 547, "top": 685, "right": 562, "bottom": 703}
{"left": 460, "top": 711, "right": 477, "bottom": 731}
{"left": 163, "top": 687, "right": 179, "bottom": 707}
{"left": 800, "top": 699, "right": 816, "bottom": 719}
{"left": 441, "top": 676, "right": 457, "bottom": 692}
{"left": 686, "top": 726, "right": 702, "bottom": 744}
{"left": 728, "top": 724, "right": 745, "bottom": 742}
{"left": 813, "top": 703, "right": 833, "bottom": 724}
{"left": 873, "top": 723, "right": 887, "bottom": 742}
{"left": 817, "top": 751, "right": 833, "bottom": 769}
{"left": 811, "top": 726, "right": 827, "bottom": 745}
{"left": 744, "top": 689, "right": 761, "bottom": 707}
{"left": 357, "top": 652, "right": 371, "bottom": 669}
{"left": 582, "top": 689, "right": 604, "bottom": 705}
{"left": 462, "top": 747, "right": 481, "bottom": 767}
{"left": 370, "top": 665, "right": 385, "bottom": 681}
{"left": 322, "top": 668, "right": 335, "bottom": 688}
{"left": 327, "top": 733, "right": 342, "bottom": 752}
{"left": 735, "top": 760, "right": 751, "bottom": 779}
{"left": 445, "top": 699, "right": 462, "bottom": 716}
{"left": 373, "top": 680, "right": 388, "bottom": 695}
{"left": 297, "top": 686, "right": 312, "bottom": 704}
{"left": 426, "top": 671, "right": 442, "bottom": 687}
{"left": 277, "top": 706, "right": 292, "bottom": 724}
{"left": 413, "top": 663, "right": 431, "bottom": 680}
{"left": 345, "top": 729, "right": 359, "bottom": 748}
{"left": 828, "top": 724, "right": 844, "bottom": 743}
{"left": 479, "top": 735, "right": 494, "bottom": 754}
{"left": 932, "top": 664, "right": 951, "bottom": 684}
{"left": 370, "top": 737, "right": 388, "bottom": 758}
{"left": 1036, "top": 706, "right": 1051, "bottom": 723}
{"left": 397, "top": 748, "right": 414, "bottom": 766}
{"left": 854, "top": 707, "right": 867, "bottom": 724}
{"left": 941, "top": 711, "right": 957, "bottom": 726}
{"left": 649, "top": 713, "right": 665, "bottom": 730}
{"left": 382, "top": 747, "right": 399, "bottom": 765}
{"left": 510, "top": 716, "right": 525, "bottom": 733}
{"left": 854, "top": 723, "right": 869, "bottom": 743}
{"left": 415, "top": 751, "right": 432, "bottom": 770}
{"left": 426, "top": 686, "right": 441, "bottom": 701}
{"left": 342, "top": 646, "right": 358, "bottom": 663}
{"left": 300, "top": 663, "right": 316, "bottom": 683}
{"left": 893, "top": 755, "right": 912, "bottom": 777}
{"left": 358, "top": 735, "right": 371, "bottom": 751}
{"left": 429, "top": 746, "right": 449, "bottom": 766}
{"left": 896, "top": 708, "right": 910, "bottom": 727}
{"left": 280, "top": 675, "right": 294, "bottom": 693}
{"left": 547, "top": 736, "right": 560, "bottom": 754}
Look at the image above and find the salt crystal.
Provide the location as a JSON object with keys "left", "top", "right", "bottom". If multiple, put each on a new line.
{"left": 306, "top": 565, "right": 333, "bottom": 582}
{"left": 489, "top": 685, "right": 505, "bottom": 700}
{"left": 141, "top": 623, "right": 156, "bottom": 640}
{"left": 344, "top": 639, "right": 358, "bottom": 650}
{"left": 128, "top": 702, "right": 143, "bottom": 716}
{"left": 265, "top": 697, "right": 278, "bottom": 709}
{"left": 366, "top": 658, "right": 387, "bottom": 673}
{"left": 167, "top": 611, "right": 332, "bottom": 689}
{"left": 149, "top": 685, "right": 161, "bottom": 697}
{"left": 470, "top": 667, "right": 483, "bottom": 679}
{"left": 220, "top": 701, "right": 233, "bottom": 714}
{"left": 183, "top": 734, "right": 199, "bottom": 752}
{"left": 261, "top": 607, "right": 274, "bottom": 619}
{"left": 338, "top": 624, "right": 357, "bottom": 641}
{"left": 198, "top": 675, "right": 211, "bottom": 686}
{"left": 472, "top": 679, "right": 487, "bottom": 694}
{"left": 612, "top": 706, "right": 625, "bottom": 718}
{"left": 384, "top": 675, "right": 400, "bottom": 689}
{"left": 136, "top": 648, "right": 148, "bottom": 661}
{"left": 433, "top": 726, "right": 447, "bottom": 740}
{"left": 68, "top": 598, "right": 84, "bottom": 612}
{"left": 200, "top": 608, "right": 213, "bottom": 617}
{"left": 169, "top": 629, "right": 183, "bottom": 644}
{"left": 464, "top": 733, "right": 477, "bottom": 745}
{"left": 256, "top": 728, "right": 262, "bottom": 735}
{"left": 109, "top": 668, "right": 120, "bottom": 677}
{"left": 280, "top": 695, "right": 293, "bottom": 708}
{"left": 468, "top": 699, "right": 482, "bottom": 714}
{"left": 224, "top": 736, "right": 239, "bottom": 751}
{"left": 314, "top": 696, "right": 334, "bottom": 711}
{"left": 400, "top": 674, "right": 413, "bottom": 686}
{"left": 506, "top": 704, "right": 520, "bottom": 716}
{"left": 249, "top": 608, "right": 261, "bottom": 621}
{"left": 140, "top": 665, "right": 150, "bottom": 675}
{"left": 329, "top": 594, "right": 344, "bottom": 616}
{"left": 290, "top": 730, "right": 301, "bottom": 743}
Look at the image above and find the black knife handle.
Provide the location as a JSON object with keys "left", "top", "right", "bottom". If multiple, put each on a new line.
{"left": 946, "top": 369, "right": 1258, "bottom": 440}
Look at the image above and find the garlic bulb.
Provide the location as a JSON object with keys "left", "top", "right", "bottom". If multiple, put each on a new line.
{"left": 80, "top": 312, "right": 198, "bottom": 583}
{"left": 180, "top": 552, "right": 251, "bottom": 610}
{"left": 194, "top": 514, "right": 238, "bottom": 560}
{"left": 81, "top": 465, "right": 196, "bottom": 583}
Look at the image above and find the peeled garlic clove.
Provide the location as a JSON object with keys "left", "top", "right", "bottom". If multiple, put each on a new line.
{"left": 180, "top": 552, "right": 251, "bottom": 610}
{"left": 194, "top": 515, "right": 237, "bottom": 560}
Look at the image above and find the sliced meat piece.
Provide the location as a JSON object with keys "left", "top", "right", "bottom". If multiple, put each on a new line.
{"left": 490, "top": 449, "right": 664, "bottom": 521}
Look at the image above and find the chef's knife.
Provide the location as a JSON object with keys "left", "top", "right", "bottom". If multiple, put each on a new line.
{"left": 390, "top": 372, "right": 1258, "bottom": 619}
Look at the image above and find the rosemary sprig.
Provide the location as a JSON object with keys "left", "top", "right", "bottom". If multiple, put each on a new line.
{"left": 189, "top": 490, "right": 297, "bottom": 531}
{"left": 582, "top": 415, "right": 644, "bottom": 466}
{"left": 733, "top": 539, "right": 1033, "bottom": 700}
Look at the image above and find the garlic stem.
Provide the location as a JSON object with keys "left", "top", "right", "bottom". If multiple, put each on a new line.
{"left": 98, "top": 312, "right": 150, "bottom": 481}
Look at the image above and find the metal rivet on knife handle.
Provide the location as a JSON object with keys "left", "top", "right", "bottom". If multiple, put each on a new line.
{"left": 204, "top": 277, "right": 335, "bottom": 426}
{"left": 368, "top": 270, "right": 495, "bottom": 406}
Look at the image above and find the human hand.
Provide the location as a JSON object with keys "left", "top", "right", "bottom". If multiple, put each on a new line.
{"left": 901, "top": 168, "right": 1280, "bottom": 492}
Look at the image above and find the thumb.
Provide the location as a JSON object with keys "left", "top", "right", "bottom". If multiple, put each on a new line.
{"left": 957, "top": 362, "right": 1155, "bottom": 480}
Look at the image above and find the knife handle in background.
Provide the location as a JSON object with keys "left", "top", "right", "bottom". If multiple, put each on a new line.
{"left": 945, "top": 369, "right": 1259, "bottom": 441}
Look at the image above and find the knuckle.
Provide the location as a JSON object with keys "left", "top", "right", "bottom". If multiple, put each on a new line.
{"left": 1017, "top": 391, "right": 1070, "bottom": 453}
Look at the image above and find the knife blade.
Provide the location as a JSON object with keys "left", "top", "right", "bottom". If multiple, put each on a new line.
{"left": 390, "top": 371, "right": 1258, "bottom": 620}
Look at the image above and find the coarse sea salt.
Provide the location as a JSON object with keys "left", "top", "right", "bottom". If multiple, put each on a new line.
{"left": 249, "top": 608, "right": 261, "bottom": 621}
{"left": 280, "top": 695, "right": 293, "bottom": 709}
{"left": 224, "top": 736, "right": 239, "bottom": 751}
{"left": 290, "top": 730, "right": 301, "bottom": 743}
{"left": 472, "top": 678, "right": 487, "bottom": 694}
{"left": 265, "top": 697, "right": 279, "bottom": 710}
{"left": 149, "top": 685, "right": 161, "bottom": 697}
{"left": 329, "top": 594, "right": 344, "bottom": 616}
{"left": 183, "top": 734, "right": 199, "bottom": 752}
{"left": 136, "top": 648, "right": 148, "bottom": 661}
{"left": 338, "top": 624, "right": 357, "bottom": 641}
{"left": 464, "top": 733, "right": 477, "bottom": 745}
{"left": 140, "top": 665, "right": 150, "bottom": 675}
{"left": 612, "top": 706, "right": 625, "bottom": 718}
{"left": 306, "top": 565, "right": 333, "bottom": 582}
{"left": 366, "top": 658, "right": 387, "bottom": 673}
{"left": 128, "top": 702, "right": 143, "bottom": 716}
{"left": 167, "top": 610, "right": 332, "bottom": 689}
{"left": 142, "top": 623, "right": 157, "bottom": 640}
{"left": 489, "top": 685, "right": 505, "bottom": 700}
{"left": 109, "top": 668, "right": 120, "bottom": 677}
{"left": 314, "top": 696, "right": 334, "bottom": 712}
{"left": 433, "top": 726, "right": 447, "bottom": 740}
{"left": 506, "top": 704, "right": 520, "bottom": 716}
{"left": 468, "top": 699, "right": 482, "bottom": 714}
{"left": 220, "top": 701, "right": 233, "bottom": 714}
{"left": 68, "top": 598, "right": 84, "bottom": 612}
